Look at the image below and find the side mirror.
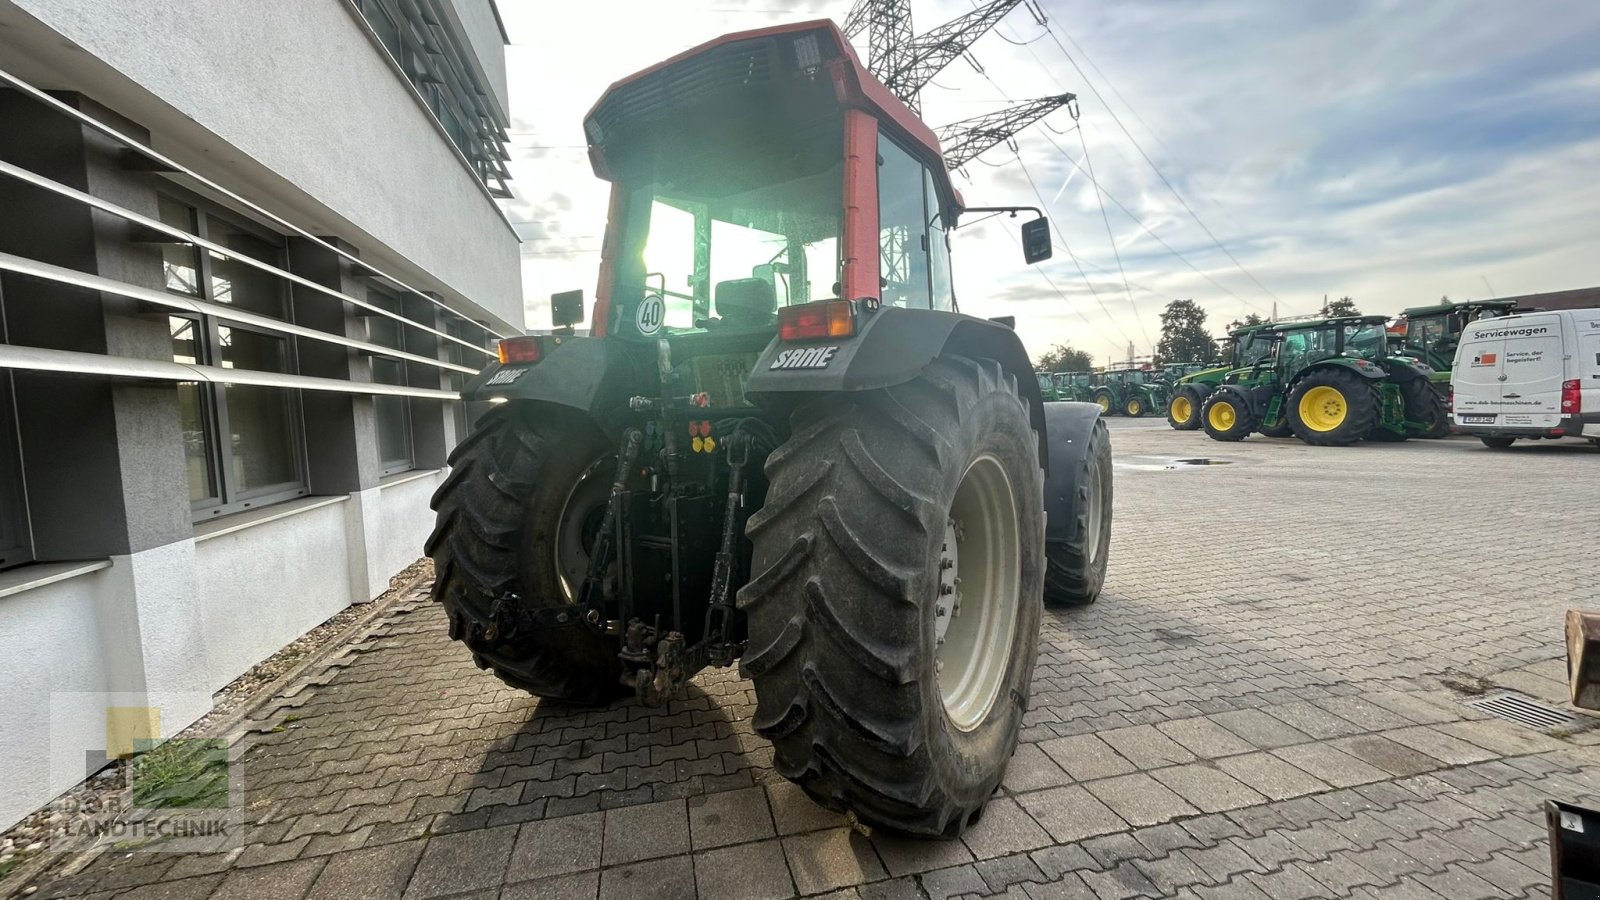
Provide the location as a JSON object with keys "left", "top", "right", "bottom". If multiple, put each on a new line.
{"left": 1021, "top": 217, "right": 1052, "bottom": 264}
{"left": 551, "top": 289, "right": 584, "bottom": 330}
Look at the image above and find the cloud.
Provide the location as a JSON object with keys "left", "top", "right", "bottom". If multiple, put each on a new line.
{"left": 494, "top": 0, "right": 1600, "bottom": 364}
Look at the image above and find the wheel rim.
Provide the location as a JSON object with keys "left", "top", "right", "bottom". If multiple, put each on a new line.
{"left": 936, "top": 454, "right": 1020, "bottom": 732}
{"left": 1208, "top": 401, "right": 1236, "bottom": 431}
{"left": 1171, "top": 396, "right": 1192, "bottom": 423}
{"left": 554, "top": 457, "right": 613, "bottom": 602}
{"left": 1298, "top": 386, "right": 1347, "bottom": 431}
{"left": 1096, "top": 395, "right": 1110, "bottom": 411}
{"left": 1082, "top": 456, "right": 1105, "bottom": 567}
{"left": 1128, "top": 399, "right": 1142, "bottom": 415}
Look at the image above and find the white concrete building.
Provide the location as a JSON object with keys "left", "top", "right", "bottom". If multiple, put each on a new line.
{"left": 0, "top": 0, "right": 519, "bottom": 830}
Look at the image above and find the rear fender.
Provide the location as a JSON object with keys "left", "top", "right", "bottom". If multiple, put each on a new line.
{"left": 1304, "top": 358, "right": 1387, "bottom": 382}
{"left": 1042, "top": 402, "right": 1102, "bottom": 543}
{"left": 746, "top": 307, "right": 1047, "bottom": 470}
{"left": 461, "top": 335, "right": 643, "bottom": 418}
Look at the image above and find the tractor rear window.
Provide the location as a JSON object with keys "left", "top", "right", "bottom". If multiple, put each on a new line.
{"left": 616, "top": 151, "right": 843, "bottom": 335}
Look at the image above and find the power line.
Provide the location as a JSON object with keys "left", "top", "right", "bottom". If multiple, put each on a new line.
{"left": 1041, "top": 23, "right": 1282, "bottom": 306}
{"left": 1071, "top": 103, "right": 1150, "bottom": 349}
{"left": 1012, "top": 153, "right": 1133, "bottom": 345}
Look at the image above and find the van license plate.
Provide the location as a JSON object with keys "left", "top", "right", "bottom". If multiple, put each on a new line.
{"left": 1461, "top": 415, "right": 1495, "bottom": 424}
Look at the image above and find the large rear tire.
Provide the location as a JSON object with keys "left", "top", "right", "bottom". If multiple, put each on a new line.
{"left": 1167, "top": 384, "right": 1210, "bottom": 431}
{"left": 1201, "top": 388, "right": 1255, "bottom": 442}
{"left": 1043, "top": 418, "right": 1111, "bottom": 607}
{"left": 1287, "top": 368, "right": 1378, "bottom": 446}
{"left": 1401, "top": 378, "right": 1450, "bottom": 438}
{"left": 426, "top": 403, "right": 626, "bottom": 704}
{"left": 740, "top": 356, "right": 1044, "bottom": 838}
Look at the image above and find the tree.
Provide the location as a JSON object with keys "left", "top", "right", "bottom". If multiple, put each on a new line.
{"left": 1321, "top": 295, "right": 1360, "bottom": 317}
{"left": 1226, "top": 312, "right": 1265, "bottom": 331}
{"left": 1156, "top": 299, "right": 1215, "bottom": 364}
{"left": 1035, "top": 343, "right": 1095, "bottom": 373}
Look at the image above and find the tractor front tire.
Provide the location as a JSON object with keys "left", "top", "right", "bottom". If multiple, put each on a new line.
{"left": 1167, "top": 385, "right": 1207, "bottom": 430}
{"left": 1092, "top": 389, "right": 1116, "bottom": 416}
{"left": 426, "top": 403, "right": 626, "bottom": 704}
{"left": 1123, "top": 394, "right": 1147, "bottom": 418}
{"left": 1401, "top": 379, "right": 1450, "bottom": 438}
{"left": 741, "top": 355, "right": 1044, "bottom": 838}
{"left": 1201, "top": 389, "right": 1255, "bottom": 442}
{"left": 1287, "top": 369, "right": 1378, "bottom": 446}
{"left": 1044, "top": 417, "right": 1112, "bottom": 607}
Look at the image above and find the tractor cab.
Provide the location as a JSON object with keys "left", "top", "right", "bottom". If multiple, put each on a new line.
{"left": 1390, "top": 300, "right": 1517, "bottom": 374}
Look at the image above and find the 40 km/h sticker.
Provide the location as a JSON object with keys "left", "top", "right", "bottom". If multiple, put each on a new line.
{"left": 636, "top": 295, "right": 665, "bottom": 335}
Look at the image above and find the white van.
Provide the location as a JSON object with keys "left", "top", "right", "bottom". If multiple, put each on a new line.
{"left": 1452, "top": 308, "right": 1600, "bottom": 449}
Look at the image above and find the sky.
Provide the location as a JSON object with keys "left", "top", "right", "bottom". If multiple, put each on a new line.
{"left": 494, "top": 0, "right": 1600, "bottom": 365}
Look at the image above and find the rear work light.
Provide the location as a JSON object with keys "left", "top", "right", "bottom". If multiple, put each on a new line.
{"left": 497, "top": 335, "right": 542, "bottom": 365}
{"left": 779, "top": 299, "right": 856, "bottom": 342}
{"left": 1561, "top": 379, "right": 1582, "bottom": 414}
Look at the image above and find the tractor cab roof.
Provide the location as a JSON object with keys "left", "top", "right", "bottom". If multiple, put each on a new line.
{"left": 1272, "top": 315, "right": 1387, "bottom": 332}
{"left": 1398, "top": 299, "right": 1518, "bottom": 318}
{"left": 582, "top": 20, "right": 960, "bottom": 212}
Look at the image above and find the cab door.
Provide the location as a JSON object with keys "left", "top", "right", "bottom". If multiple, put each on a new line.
{"left": 1497, "top": 313, "right": 1565, "bottom": 428}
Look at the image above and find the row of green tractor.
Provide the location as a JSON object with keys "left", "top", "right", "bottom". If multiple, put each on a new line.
{"left": 1036, "top": 368, "right": 1171, "bottom": 418}
{"left": 1164, "top": 299, "right": 1518, "bottom": 446}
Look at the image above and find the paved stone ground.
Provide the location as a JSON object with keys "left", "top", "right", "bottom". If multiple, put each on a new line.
{"left": 30, "top": 422, "right": 1600, "bottom": 899}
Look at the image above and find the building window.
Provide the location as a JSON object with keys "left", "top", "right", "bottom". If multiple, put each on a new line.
{"left": 446, "top": 320, "right": 487, "bottom": 440}
{"left": 355, "top": 0, "right": 513, "bottom": 197}
{"left": 160, "top": 197, "right": 307, "bottom": 518}
{"left": 367, "top": 290, "right": 414, "bottom": 475}
{"left": 0, "top": 372, "right": 30, "bottom": 572}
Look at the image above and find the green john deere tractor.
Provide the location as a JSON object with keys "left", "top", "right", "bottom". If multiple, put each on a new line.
{"left": 1389, "top": 300, "right": 1518, "bottom": 436}
{"left": 1159, "top": 362, "right": 1213, "bottom": 386}
{"left": 1035, "top": 372, "right": 1061, "bottom": 401}
{"left": 1166, "top": 323, "right": 1274, "bottom": 430}
{"left": 1199, "top": 316, "right": 1446, "bottom": 445}
{"left": 1052, "top": 371, "right": 1096, "bottom": 403}
{"left": 1093, "top": 367, "right": 1168, "bottom": 418}
{"left": 428, "top": 20, "right": 1114, "bottom": 839}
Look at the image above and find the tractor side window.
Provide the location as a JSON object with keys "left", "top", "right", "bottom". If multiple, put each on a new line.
{"left": 641, "top": 198, "right": 702, "bottom": 330}
{"left": 924, "top": 168, "right": 954, "bottom": 310}
{"left": 878, "top": 134, "right": 931, "bottom": 309}
{"left": 1280, "top": 332, "right": 1309, "bottom": 373}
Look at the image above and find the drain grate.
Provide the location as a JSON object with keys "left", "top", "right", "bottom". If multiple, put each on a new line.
{"left": 1463, "top": 691, "right": 1592, "bottom": 732}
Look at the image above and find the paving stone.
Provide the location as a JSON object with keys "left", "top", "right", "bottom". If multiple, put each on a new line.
{"left": 213, "top": 858, "right": 327, "bottom": 900}
{"left": 1038, "top": 734, "right": 1137, "bottom": 782}
{"left": 1271, "top": 743, "right": 1389, "bottom": 788}
{"left": 686, "top": 785, "right": 774, "bottom": 850}
{"left": 1244, "top": 864, "right": 1336, "bottom": 900}
{"left": 500, "top": 870, "right": 600, "bottom": 900}
{"left": 921, "top": 864, "right": 986, "bottom": 900}
{"left": 1211, "top": 709, "right": 1314, "bottom": 749}
{"left": 1154, "top": 717, "right": 1255, "bottom": 759}
{"left": 872, "top": 828, "right": 973, "bottom": 877}
{"left": 962, "top": 796, "right": 1053, "bottom": 860}
{"left": 1437, "top": 720, "right": 1568, "bottom": 757}
{"left": 1084, "top": 773, "right": 1198, "bottom": 827}
{"left": 1003, "top": 742, "right": 1076, "bottom": 791}
{"left": 1029, "top": 843, "right": 1097, "bottom": 880}
{"left": 306, "top": 840, "right": 424, "bottom": 899}
{"left": 601, "top": 798, "right": 689, "bottom": 865}
{"left": 1150, "top": 764, "right": 1265, "bottom": 813}
{"left": 974, "top": 853, "right": 1047, "bottom": 893}
{"left": 767, "top": 780, "right": 849, "bottom": 835}
{"left": 1214, "top": 751, "right": 1330, "bottom": 801}
{"left": 785, "top": 828, "right": 886, "bottom": 893}
{"left": 692, "top": 839, "right": 795, "bottom": 900}
{"left": 508, "top": 810, "right": 604, "bottom": 880}
{"left": 403, "top": 825, "right": 517, "bottom": 898}
{"left": 1330, "top": 735, "right": 1445, "bottom": 777}
{"left": 1017, "top": 785, "right": 1128, "bottom": 844}
{"left": 1021, "top": 873, "right": 1098, "bottom": 899}
{"left": 597, "top": 854, "right": 695, "bottom": 900}
{"left": 1413, "top": 863, "right": 1514, "bottom": 899}
{"left": 1383, "top": 725, "right": 1500, "bottom": 766}
{"left": 1261, "top": 701, "right": 1366, "bottom": 740}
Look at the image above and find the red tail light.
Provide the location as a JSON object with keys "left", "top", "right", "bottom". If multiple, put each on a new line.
{"left": 497, "top": 336, "right": 542, "bottom": 365}
{"left": 779, "top": 299, "right": 856, "bottom": 342}
{"left": 1561, "top": 379, "right": 1581, "bottom": 414}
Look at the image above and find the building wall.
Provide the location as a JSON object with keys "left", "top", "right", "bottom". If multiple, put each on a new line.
{"left": 0, "top": 0, "right": 523, "bottom": 331}
{"left": 445, "top": 0, "right": 510, "bottom": 121}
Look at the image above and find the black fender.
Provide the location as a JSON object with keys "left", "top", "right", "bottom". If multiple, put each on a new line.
{"left": 746, "top": 306, "right": 1047, "bottom": 469}
{"left": 461, "top": 336, "right": 642, "bottom": 415}
{"left": 1041, "top": 401, "right": 1103, "bottom": 543}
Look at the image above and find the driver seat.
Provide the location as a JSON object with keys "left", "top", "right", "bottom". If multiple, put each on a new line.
{"left": 714, "top": 278, "right": 777, "bottom": 327}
